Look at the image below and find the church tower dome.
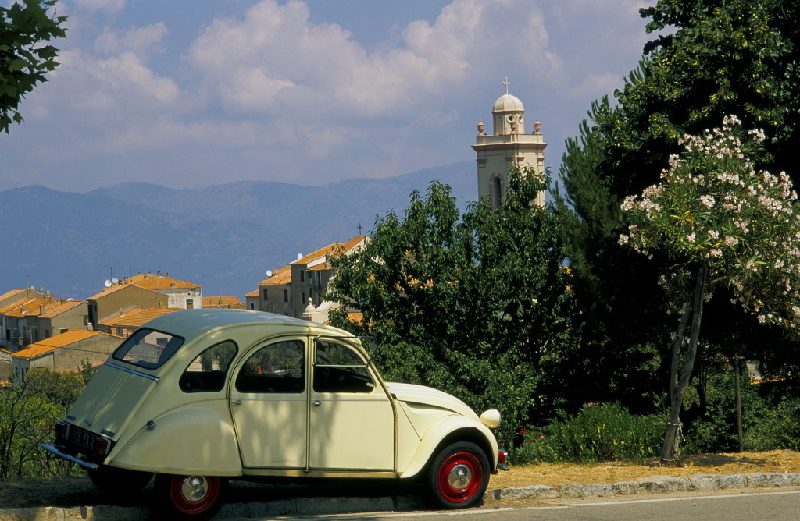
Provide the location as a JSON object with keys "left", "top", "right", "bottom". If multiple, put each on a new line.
{"left": 472, "top": 77, "right": 546, "bottom": 208}
{"left": 492, "top": 93, "right": 525, "bottom": 135}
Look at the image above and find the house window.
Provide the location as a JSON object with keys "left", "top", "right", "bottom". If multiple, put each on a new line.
{"left": 301, "top": 292, "right": 306, "bottom": 305}
{"left": 249, "top": 302, "right": 255, "bottom": 310}
{"left": 263, "top": 289, "right": 268, "bottom": 301}
{"left": 283, "top": 289, "right": 288, "bottom": 303}
{"left": 186, "top": 298, "right": 194, "bottom": 310}
{"left": 300, "top": 270, "right": 305, "bottom": 282}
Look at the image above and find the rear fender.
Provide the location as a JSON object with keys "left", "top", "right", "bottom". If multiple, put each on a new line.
{"left": 398, "top": 415, "right": 498, "bottom": 479}
{"left": 109, "top": 406, "right": 242, "bottom": 476}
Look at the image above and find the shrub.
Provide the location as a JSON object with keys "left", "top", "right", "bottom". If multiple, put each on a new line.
{"left": 684, "top": 369, "right": 800, "bottom": 454}
{"left": 745, "top": 398, "right": 800, "bottom": 451}
{"left": 512, "top": 402, "right": 663, "bottom": 464}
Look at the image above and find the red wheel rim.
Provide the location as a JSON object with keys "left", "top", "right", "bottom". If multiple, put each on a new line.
{"left": 168, "top": 475, "right": 221, "bottom": 515}
{"left": 436, "top": 451, "right": 483, "bottom": 503}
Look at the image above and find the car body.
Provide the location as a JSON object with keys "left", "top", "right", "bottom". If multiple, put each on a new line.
{"left": 44, "top": 309, "right": 502, "bottom": 518}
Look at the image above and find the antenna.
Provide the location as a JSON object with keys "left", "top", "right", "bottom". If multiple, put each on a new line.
{"left": 104, "top": 280, "right": 112, "bottom": 288}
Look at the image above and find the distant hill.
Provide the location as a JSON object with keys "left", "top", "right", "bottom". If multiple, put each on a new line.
{"left": 0, "top": 162, "right": 474, "bottom": 299}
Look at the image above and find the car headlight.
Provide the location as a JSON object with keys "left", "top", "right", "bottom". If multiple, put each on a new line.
{"left": 479, "top": 409, "right": 501, "bottom": 428}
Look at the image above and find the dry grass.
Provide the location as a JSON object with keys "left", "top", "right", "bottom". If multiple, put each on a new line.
{"left": 488, "top": 450, "right": 800, "bottom": 490}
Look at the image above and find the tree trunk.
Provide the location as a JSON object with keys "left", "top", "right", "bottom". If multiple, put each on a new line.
{"left": 735, "top": 356, "right": 744, "bottom": 452}
{"left": 660, "top": 264, "right": 706, "bottom": 464}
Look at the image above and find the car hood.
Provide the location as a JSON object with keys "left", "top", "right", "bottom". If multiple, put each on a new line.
{"left": 386, "top": 382, "right": 478, "bottom": 420}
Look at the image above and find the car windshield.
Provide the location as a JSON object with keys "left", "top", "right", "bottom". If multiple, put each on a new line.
{"left": 112, "top": 328, "right": 184, "bottom": 370}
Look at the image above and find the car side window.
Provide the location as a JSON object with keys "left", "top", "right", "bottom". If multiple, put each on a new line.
{"left": 179, "top": 340, "right": 238, "bottom": 393}
{"left": 314, "top": 338, "right": 374, "bottom": 393}
{"left": 235, "top": 339, "right": 305, "bottom": 393}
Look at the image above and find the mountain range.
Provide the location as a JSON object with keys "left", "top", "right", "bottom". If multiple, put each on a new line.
{"left": 0, "top": 162, "right": 475, "bottom": 300}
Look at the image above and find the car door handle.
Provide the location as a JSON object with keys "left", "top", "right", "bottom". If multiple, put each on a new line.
{"left": 313, "top": 400, "right": 321, "bottom": 407}
{"left": 232, "top": 399, "right": 242, "bottom": 406}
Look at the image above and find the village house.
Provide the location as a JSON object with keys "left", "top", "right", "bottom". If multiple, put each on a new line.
{"left": 87, "top": 283, "right": 168, "bottom": 329}
{"left": 0, "top": 288, "right": 47, "bottom": 309}
{"left": 10, "top": 330, "right": 120, "bottom": 384}
{"left": 123, "top": 273, "right": 203, "bottom": 310}
{"left": 247, "top": 236, "right": 367, "bottom": 322}
{"left": 0, "top": 297, "right": 88, "bottom": 351}
{"left": 96, "top": 307, "right": 181, "bottom": 338}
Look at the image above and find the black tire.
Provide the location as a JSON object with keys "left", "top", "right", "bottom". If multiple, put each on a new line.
{"left": 426, "top": 441, "right": 490, "bottom": 509}
{"left": 154, "top": 473, "right": 225, "bottom": 520}
{"left": 87, "top": 465, "right": 153, "bottom": 496}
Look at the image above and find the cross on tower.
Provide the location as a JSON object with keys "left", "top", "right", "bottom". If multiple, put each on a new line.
{"left": 502, "top": 77, "right": 510, "bottom": 94}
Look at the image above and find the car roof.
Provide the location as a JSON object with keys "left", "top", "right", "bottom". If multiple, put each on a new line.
{"left": 140, "top": 309, "right": 338, "bottom": 339}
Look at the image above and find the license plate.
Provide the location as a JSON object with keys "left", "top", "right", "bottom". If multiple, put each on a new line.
{"left": 67, "top": 426, "right": 96, "bottom": 451}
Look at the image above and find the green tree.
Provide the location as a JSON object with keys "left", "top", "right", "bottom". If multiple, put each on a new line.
{"left": 326, "top": 167, "right": 576, "bottom": 445}
{"left": 555, "top": 0, "right": 800, "bottom": 420}
{"left": 620, "top": 116, "right": 800, "bottom": 462}
{"left": 0, "top": 0, "right": 66, "bottom": 133}
{"left": 0, "top": 369, "right": 84, "bottom": 480}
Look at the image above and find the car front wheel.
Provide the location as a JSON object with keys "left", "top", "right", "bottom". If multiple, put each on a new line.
{"left": 426, "top": 441, "right": 489, "bottom": 508}
{"left": 154, "top": 473, "right": 225, "bottom": 520}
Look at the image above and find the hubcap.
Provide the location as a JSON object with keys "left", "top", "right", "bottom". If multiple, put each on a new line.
{"left": 447, "top": 463, "right": 473, "bottom": 490}
{"left": 180, "top": 476, "right": 208, "bottom": 502}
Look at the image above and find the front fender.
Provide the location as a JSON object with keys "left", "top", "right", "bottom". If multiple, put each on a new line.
{"left": 399, "top": 415, "right": 498, "bottom": 479}
{"left": 109, "top": 406, "right": 242, "bottom": 477}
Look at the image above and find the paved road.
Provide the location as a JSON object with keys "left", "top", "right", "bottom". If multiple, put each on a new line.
{"left": 222, "top": 488, "right": 800, "bottom": 521}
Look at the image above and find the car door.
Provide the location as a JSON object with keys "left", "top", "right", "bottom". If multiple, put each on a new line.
{"left": 309, "top": 337, "right": 395, "bottom": 471}
{"left": 229, "top": 337, "right": 307, "bottom": 469}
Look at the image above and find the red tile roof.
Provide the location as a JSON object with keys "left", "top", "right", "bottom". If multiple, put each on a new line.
{"left": 259, "top": 265, "right": 292, "bottom": 286}
{"left": 202, "top": 296, "right": 244, "bottom": 308}
{"left": 258, "top": 236, "right": 367, "bottom": 285}
{"left": 125, "top": 273, "right": 201, "bottom": 290}
{"left": 99, "top": 307, "right": 181, "bottom": 328}
{"left": 13, "top": 330, "right": 106, "bottom": 358}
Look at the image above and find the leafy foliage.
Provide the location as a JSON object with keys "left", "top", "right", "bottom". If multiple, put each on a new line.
{"left": 0, "top": 0, "right": 66, "bottom": 132}
{"left": 619, "top": 116, "right": 800, "bottom": 461}
{"left": 555, "top": 0, "right": 800, "bottom": 431}
{"left": 621, "top": 116, "right": 800, "bottom": 330}
{"left": 513, "top": 402, "right": 664, "bottom": 465}
{"left": 327, "top": 167, "right": 577, "bottom": 445}
{"left": 684, "top": 370, "right": 800, "bottom": 454}
{"left": 0, "top": 369, "right": 85, "bottom": 481}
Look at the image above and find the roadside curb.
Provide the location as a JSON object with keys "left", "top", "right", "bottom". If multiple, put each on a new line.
{"left": 491, "top": 472, "right": 800, "bottom": 501}
{"left": 1, "top": 473, "right": 799, "bottom": 520}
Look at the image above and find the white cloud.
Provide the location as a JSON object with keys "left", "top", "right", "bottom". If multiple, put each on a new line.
{"left": 0, "top": 0, "right": 655, "bottom": 192}
{"left": 94, "top": 22, "right": 168, "bottom": 57}
{"left": 187, "top": 0, "right": 558, "bottom": 119}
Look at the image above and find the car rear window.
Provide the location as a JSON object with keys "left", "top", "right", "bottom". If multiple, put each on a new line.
{"left": 113, "top": 328, "right": 184, "bottom": 370}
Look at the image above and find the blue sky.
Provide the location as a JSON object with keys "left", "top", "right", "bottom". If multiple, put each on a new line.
{"left": 1, "top": 0, "right": 654, "bottom": 192}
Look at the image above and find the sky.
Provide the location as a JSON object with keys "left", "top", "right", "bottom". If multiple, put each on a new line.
{"left": 1, "top": 0, "right": 656, "bottom": 193}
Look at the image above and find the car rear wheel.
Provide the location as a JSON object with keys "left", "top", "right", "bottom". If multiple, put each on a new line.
{"left": 426, "top": 441, "right": 489, "bottom": 508}
{"left": 87, "top": 465, "right": 153, "bottom": 496}
{"left": 154, "top": 473, "right": 225, "bottom": 520}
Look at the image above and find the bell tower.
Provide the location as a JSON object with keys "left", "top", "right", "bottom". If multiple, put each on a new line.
{"left": 472, "top": 78, "right": 546, "bottom": 207}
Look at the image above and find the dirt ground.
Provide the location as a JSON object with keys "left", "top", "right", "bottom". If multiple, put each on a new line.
{"left": 488, "top": 450, "right": 800, "bottom": 490}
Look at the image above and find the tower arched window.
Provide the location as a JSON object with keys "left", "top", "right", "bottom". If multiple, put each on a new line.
{"left": 492, "top": 176, "right": 503, "bottom": 208}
